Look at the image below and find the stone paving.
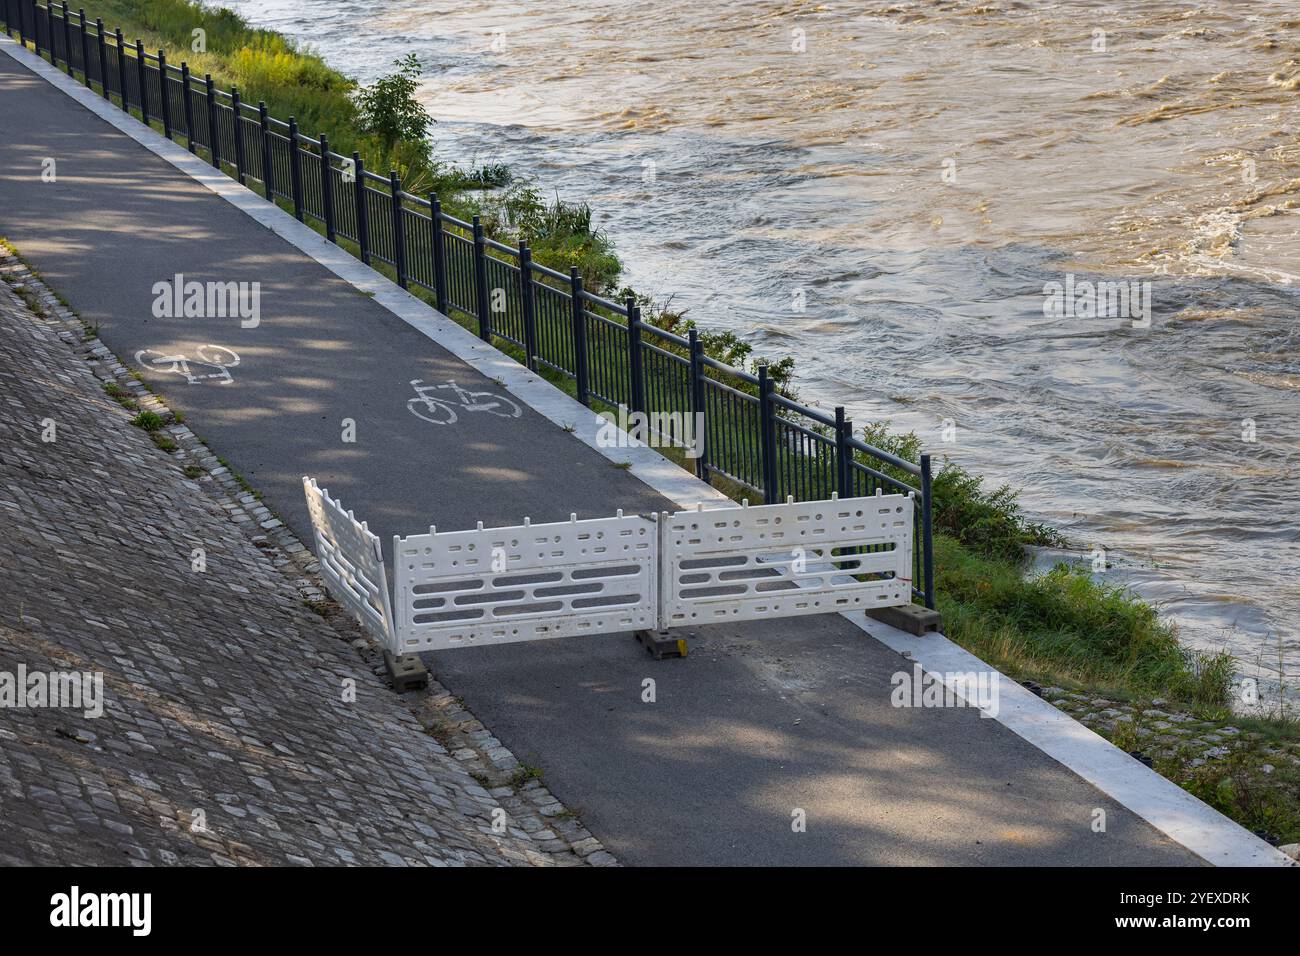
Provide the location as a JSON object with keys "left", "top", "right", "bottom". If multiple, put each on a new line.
{"left": 0, "top": 249, "right": 614, "bottom": 866}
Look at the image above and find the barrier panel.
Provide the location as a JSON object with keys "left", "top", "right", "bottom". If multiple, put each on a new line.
{"left": 302, "top": 478, "right": 914, "bottom": 655}
{"left": 302, "top": 477, "right": 397, "bottom": 650}
{"left": 659, "top": 493, "right": 913, "bottom": 627}
{"left": 391, "top": 512, "right": 659, "bottom": 652}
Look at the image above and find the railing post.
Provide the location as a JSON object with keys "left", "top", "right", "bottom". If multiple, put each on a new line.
{"left": 920, "top": 453, "right": 935, "bottom": 610}
{"left": 472, "top": 216, "right": 491, "bottom": 342}
{"left": 205, "top": 74, "right": 220, "bottom": 168}
{"left": 180, "top": 63, "right": 195, "bottom": 151}
{"left": 626, "top": 295, "right": 645, "bottom": 414}
{"left": 134, "top": 39, "right": 147, "bottom": 119}
{"left": 157, "top": 50, "right": 171, "bottom": 137}
{"left": 758, "top": 365, "right": 778, "bottom": 503}
{"left": 689, "top": 328, "right": 708, "bottom": 482}
{"left": 287, "top": 117, "right": 304, "bottom": 218}
{"left": 570, "top": 268, "right": 590, "bottom": 407}
{"left": 319, "top": 135, "right": 335, "bottom": 242}
{"left": 114, "top": 28, "right": 127, "bottom": 111}
{"left": 835, "top": 406, "right": 853, "bottom": 498}
{"left": 61, "top": 3, "right": 72, "bottom": 76}
{"left": 389, "top": 170, "right": 407, "bottom": 287}
{"left": 258, "top": 102, "right": 273, "bottom": 196}
{"left": 77, "top": 9, "right": 89, "bottom": 88}
{"left": 429, "top": 194, "right": 448, "bottom": 313}
{"left": 230, "top": 87, "right": 246, "bottom": 184}
{"left": 518, "top": 242, "right": 538, "bottom": 371}
{"left": 94, "top": 18, "right": 107, "bottom": 99}
{"left": 352, "top": 152, "right": 370, "bottom": 264}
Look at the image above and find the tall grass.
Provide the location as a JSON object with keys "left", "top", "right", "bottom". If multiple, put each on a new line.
{"left": 89, "top": 0, "right": 626, "bottom": 291}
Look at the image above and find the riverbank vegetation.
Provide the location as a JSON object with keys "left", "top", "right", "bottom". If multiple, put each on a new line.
{"left": 69, "top": 0, "right": 1296, "bottom": 844}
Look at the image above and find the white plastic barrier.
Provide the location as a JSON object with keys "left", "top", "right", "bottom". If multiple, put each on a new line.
{"left": 658, "top": 493, "right": 913, "bottom": 628}
{"left": 302, "top": 477, "right": 914, "bottom": 654}
{"left": 390, "top": 511, "right": 659, "bottom": 652}
{"left": 302, "top": 477, "right": 398, "bottom": 650}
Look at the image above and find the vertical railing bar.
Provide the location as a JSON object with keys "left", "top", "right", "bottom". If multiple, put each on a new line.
{"left": 758, "top": 365, "right": 777, "bottom": 503}
{"left": 134, "top": 38, "right": 147, "bottom": 120}
{"left": 287, "top": 116, "right": 304, "bottom": 218}
{"left": 157, "top": 50, "right": 171, "bottom": 138}
{"left": 205, "top": 74, "right": 220, "bottom": 168}
{"left": 430, "top": 193, "right": 448, "bottom": 313}
{"left": 259, "top": 102, "right": 274, "bottom": 196}
{"left": 689, "top": 328, "right": 708, "bottom": 481}
{"left": 835, "top": 406, "right": 852, "bottom": 497}
{"left": 389, "top": 170, "right": 408, "bottom": 287}
{"left": 181, "top": 63, "right": 196, "bottom": 151}
{"left": 61, "top": 2, "right": 72, "bottom": 76}
{"left": 353, "top": 152, "right": 370, "bottom": 264}
{"left": 626, "top": 296, "right": 644, "bottom": 414}
{"left": 921, "top": 453, "right": 935, "bottom": 610}
{"left": 570, "top": 268, "right": 590, "bottom": 407}
{"left": 113, "top": 28, "right": 126, "bottom": 111}
{"left": 94, "top": 17, "right": 106, "bottom": 98}
{"left": 519, "top": 241, "right": 537, "bottom": 371}
{"left": 473, "top": 216, "right": 491, "bottom": 342}
{"left": 320, "top": 134, "right": 336, "bottom": 241}
{"left": 78, "top": 9, "right": 89, "bottom": 88}
{"left": 231, "top": 87, "right": 246, "bottom": 184}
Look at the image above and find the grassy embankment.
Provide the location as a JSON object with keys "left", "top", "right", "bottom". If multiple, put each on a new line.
{"left": 20, "top": 0, "right": 1296, "bottom": 842}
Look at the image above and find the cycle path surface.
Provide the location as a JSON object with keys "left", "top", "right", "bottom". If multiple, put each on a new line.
{"left": 0, "top": 43, "right": 1232, "bottom": 865}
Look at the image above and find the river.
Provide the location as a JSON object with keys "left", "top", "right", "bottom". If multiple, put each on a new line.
{"left": 217, "top": 0, "right": 1300, "bottom": 703}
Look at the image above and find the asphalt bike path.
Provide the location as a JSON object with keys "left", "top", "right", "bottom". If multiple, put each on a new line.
{"left": 0, "top": 48, "right": 1207, "bottom": 865}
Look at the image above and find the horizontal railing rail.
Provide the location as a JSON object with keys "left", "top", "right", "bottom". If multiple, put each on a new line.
{"left": 4, "top": 0, "right": 936, "bottom": 609}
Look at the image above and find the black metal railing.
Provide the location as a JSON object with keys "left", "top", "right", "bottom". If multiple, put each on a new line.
{"left": 2, "top": 0, "right": 936, "bottom": 608}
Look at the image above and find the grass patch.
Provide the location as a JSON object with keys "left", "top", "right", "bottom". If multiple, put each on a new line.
{"left": 130, "top": 410, "right": 165, "bottom": 431}
{"left": 303, "top": 598, "right": 330, "bottom": 617}
{"left": 854, "top": 422, "right": 1235, "bottom": 710}
{"left": 935, "top": 537, "right": 1234, "bottom": 708}
{"left": 214, "top": 454, "right": 259, "bottom": 499}
{"left": 101, "top": 381, "right": 139, "bottom": 410}
{"left": 509, "top": 763, "right": 543, "bottom": 788}
{"left": 149, "top": 432, "right": 178, "bottom": 452}
{"left": 1161, "top": 741, "right": 1300, "bottom": 845}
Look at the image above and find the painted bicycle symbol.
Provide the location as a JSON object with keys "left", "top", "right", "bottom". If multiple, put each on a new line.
{"left": 134, "top": 345, "right": 240, "bottom": 385}
{"left": 406, "top": 379, "right": 523, "bottom": 426}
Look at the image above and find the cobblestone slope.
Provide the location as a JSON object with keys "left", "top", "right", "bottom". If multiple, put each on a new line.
{"left": 0, "top": 258, "right": 595, "bottom": 867}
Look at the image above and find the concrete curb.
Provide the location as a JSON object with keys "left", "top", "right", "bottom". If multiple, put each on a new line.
{"left": 2, "top": 34, "right": 1290, "bottom": 867}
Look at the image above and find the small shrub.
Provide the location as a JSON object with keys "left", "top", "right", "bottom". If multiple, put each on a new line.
{"left": 131, "top": 410, "right": 164, "bottom": 432}
{"left": 352, "top": 53, "right": 435, "bottom": 155}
